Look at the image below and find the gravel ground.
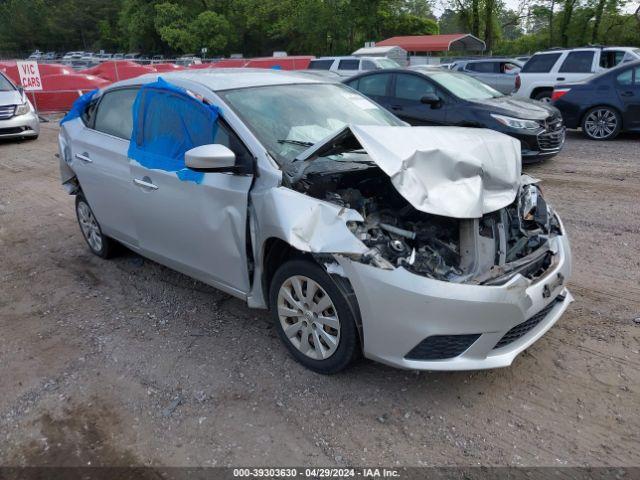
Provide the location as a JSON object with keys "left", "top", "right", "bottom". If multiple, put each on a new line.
{"left": 0, "top": 122, "right": 639, "bottom": 468}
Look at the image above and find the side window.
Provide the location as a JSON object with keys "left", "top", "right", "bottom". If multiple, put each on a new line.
{"left": 467, "top": 62, "right": 496, "bottom": 73}
{"left": 600, "top": 51, "right": 626, "bottom": 68}
{"left": 357, "top": 73, "right": 391, "bottom": 97}
{"left": 308, "top": 59, "right": 333, "bottom": 70}
{"left": 338, "top": 59, "right": 360, "bottom": 70}
{"left": 521, "top": 53, "right": 562, "bottom": 73}
{"left": 395, "top": 74, "right": 436, "bottom": 102}
{"left": 213, "top": 120, "right": 253, "bottom": 172}
{"left": 93, "top": 88, "right": 138, "bottom": 139}
{"left": 616, "top": 68, "right": 633, "bottom": 85}
{"left": 361, "top": 60, "right": 377, "bottom": 71}
{"left": 81, "top": 99, "right": 99, "bottom": 127}
{"left": 502, "top": 62, "right": 520, "bottom": 74}
{"left": 559, "top": 51, "right": 595, "bottom": 73}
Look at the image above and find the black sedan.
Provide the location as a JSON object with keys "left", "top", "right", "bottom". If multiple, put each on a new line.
{"left": 552, "top": 60, "right": 640, "bottom": 140}
{"left": 344, "top": 68, "right": 565, "bottom": 162}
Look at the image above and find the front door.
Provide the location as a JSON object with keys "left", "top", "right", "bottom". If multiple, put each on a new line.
{"left": 390, "top": 72, "right": 449, "bottom": 125}
{"left": 129, "top": 89, "right": 254, "bottom": 295}
{"left": 616, "top": 65, "right": 640, "bottom": 130}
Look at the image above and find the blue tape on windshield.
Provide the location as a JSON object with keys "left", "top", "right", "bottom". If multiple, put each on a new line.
{"left": 128, "top": 77, "right": 220, "bottom": 184}
{"left": 60, "top": 89, "right": 99, "bottom": 125}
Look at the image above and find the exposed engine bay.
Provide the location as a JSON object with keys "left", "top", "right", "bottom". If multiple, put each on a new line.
{"left": 291, "top": 158, "right": 561, "bottom": 285}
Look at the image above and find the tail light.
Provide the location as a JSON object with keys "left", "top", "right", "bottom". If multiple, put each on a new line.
{"left": 551, "top": 88, "right": 570, "bottom": 101}
{"left": 515, "top": 74, "right": 521, "bottom": 91}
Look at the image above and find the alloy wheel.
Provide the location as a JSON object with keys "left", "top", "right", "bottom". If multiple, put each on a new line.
{"left": 277, "top": 275, "right": 340, "bottom": 360}
{"left": 584, "top": 108, "right": 617, "bottom": 139}
{"left": 77, "top": 201, "right": 103, "bottom": 252}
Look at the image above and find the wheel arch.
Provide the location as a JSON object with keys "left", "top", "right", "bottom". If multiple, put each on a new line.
{"left": 260, "top": 237, "right": 364, "bottom": 346}
{"left": 530, "top": 86, "right": 553, "bottom": 100}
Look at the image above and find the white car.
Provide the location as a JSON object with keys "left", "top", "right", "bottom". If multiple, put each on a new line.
{"left": 514, "top": 46, "right": 640, "bottom": 102}
{"left": 308, "top": 56, "right": 400, "bottom": 77}
{"left": 58, "top": 69, "right": 572, "bottom": 373}
{"left": 0, "top": 72, "right": 40, "bottom": 140}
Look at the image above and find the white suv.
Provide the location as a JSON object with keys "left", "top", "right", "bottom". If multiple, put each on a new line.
{"left": 308, "top": 56, "right": 400, "bottom": 77}
{"left": 514, "top": 46, "right": 640, "bottom": 102}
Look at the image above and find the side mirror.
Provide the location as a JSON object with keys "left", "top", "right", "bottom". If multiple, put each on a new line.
{"left": 185, "top": 144, "right": 237, "bottom": 173}
{"left": 420, "top": 93, "right": 442, "bottom": 108}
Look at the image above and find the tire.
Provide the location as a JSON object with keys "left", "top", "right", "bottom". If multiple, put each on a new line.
{"left": 581, "top": 106, "right": 621, "bottom": 141}
{"left": 75, "top": 194, "right": 115, "bottom": 258}
{"left": 533, "top": 90, "right": 552, "bottom": 103}
{"left": 269, "top": 259, "right": 360, "bottom": 374}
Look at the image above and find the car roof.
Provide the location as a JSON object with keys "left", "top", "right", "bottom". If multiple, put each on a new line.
{"left": 105, "top": 68, "right": 326, "bottom": 92}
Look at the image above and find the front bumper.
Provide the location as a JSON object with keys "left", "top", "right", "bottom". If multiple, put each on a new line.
{"left": 0, "top": 111, "right": 40, "bottom": 139}
{"left": 336, "top": 231, "right": 572, "bottom": 371}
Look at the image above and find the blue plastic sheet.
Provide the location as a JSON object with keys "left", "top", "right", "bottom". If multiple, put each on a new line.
{"left": 60, "top": 89, "right": 99, "bottom": 125}
{"left": 128, "top": 77, "right": 220, "bottom": 184}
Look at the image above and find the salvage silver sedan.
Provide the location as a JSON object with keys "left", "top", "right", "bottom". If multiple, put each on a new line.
{"left": 59, "top": 69, "right": 572, "bottom": 374}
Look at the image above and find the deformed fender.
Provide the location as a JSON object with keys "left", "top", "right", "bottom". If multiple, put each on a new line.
{"left": 253, "top": 187, "right": 368, "bottom": 254}
{"left": 246, "top": 186, "right": 369, "bottom": 308}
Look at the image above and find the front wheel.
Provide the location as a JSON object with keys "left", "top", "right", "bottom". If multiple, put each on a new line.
{"left": 269, "top": 259, "right": 360, "bottom": 374}
{"left": 75, "top": 194, "right": 115, "bottom": 258}
{"left": 581, "top": 106, "right": 621, "bottom": 140}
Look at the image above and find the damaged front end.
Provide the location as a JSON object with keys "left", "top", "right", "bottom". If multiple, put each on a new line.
{"left": 285, "top": 125, "right": 564, "bottom": 286}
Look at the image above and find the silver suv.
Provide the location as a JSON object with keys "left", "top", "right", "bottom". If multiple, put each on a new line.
{"left": 58, "top": 69, "right": 572, "bottom": 373}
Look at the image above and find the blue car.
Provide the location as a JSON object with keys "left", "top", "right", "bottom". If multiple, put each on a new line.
{"left": 552, "top": 60, "right": 640, "bottom": 140}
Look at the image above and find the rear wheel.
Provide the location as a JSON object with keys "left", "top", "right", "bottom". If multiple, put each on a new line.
{"left": 269, "top": 259, "right": 360, "bottom": 374}
{"left": 581, "top": 106, "right": 621, "bottom": 140}
{"left": 75, "top": 194, "right": 115, "bottom": 258}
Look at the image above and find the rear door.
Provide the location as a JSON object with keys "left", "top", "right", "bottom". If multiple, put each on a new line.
{"left": 615, "top": 65, "right": 640, "bottom": 130}
{"left": 129, "top": 90, "right": 254, "bottom": 295}
{"left": 389, "top": 72, "right": 449, "bottom": 125}
{"left": 556, "top": 50, "right": 596, "bottom": 83}
{"left": 346, "top": 72, "right": 393, "bottom": 107}
{"left": 69, "top": 87, "right": 138, "bottom": 246}
{"left": 464, "top": 61, "right": 501, "bottom": 91}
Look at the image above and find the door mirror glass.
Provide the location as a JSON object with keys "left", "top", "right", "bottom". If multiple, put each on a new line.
{"left": 186, "top": 144, "right": 236, "bottom": 172}
{"left": 420, "top": 93, "right": 441, "bottom": 108}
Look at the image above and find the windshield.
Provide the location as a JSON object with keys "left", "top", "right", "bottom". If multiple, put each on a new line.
{"left": 219, "top": 83, "right": 403, "bottom": 163}
{"left": 0, "top": 73, "right": 16, "bottom": 91}
{"left": 375, "top": 58, "right": 400, "bottom": 68}
{"left": 429, "top": 71, "right": 503, "bottom": 100}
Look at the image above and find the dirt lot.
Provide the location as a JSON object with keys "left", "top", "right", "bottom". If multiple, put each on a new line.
{"left": 1, "top": 122, "right": 639, "bottom": 468}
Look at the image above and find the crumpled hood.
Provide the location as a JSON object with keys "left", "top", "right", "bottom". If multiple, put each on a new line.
{"left": 347, "top": 125, "right": 522, "bottom": 219}
{"left": 0, "top": 90, "right": 23, "bottom": 107}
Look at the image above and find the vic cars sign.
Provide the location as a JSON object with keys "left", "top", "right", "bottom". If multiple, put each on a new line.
{"left": 16, "top": 61, "right": 43, "bottom": 91}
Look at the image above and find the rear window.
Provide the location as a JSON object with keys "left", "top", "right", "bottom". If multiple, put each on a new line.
{"left": 559, "top": 51, "right": 595, "bottom": 73}
{"left": 308, "top": 59, "right": 333, "bottom": 70}
{"left": 522, "top": 53, "right": 562, "bottom": 73}
{"left": 338, "top": 59, "right": 360, "bottom": 70}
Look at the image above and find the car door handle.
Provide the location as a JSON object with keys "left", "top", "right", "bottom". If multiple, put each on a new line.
{"left": 390, "top": 105, "right": 403, "bottom": 111}
{"left": 556, "top": 77, "right": 565, "bottom": 81}
{"left": 75, "top": 152, "right": 92, "bottom": 163}
{"left": 620, "top": 91, "right": 634, "bottom": 97}
{"left": 133, "top": 178, "right": 158, "bottom": 190}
